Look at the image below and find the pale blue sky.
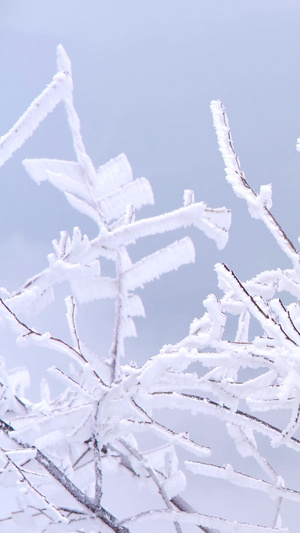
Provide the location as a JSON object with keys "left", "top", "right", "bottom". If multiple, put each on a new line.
{"left": 1, "top": 1, "right": 300, "bottom": 363}
{"left": 1, "top": 2, "right": 300, "bottom": 530}
{"left": 0, "top": 1, "right": 300, "bottom": 365}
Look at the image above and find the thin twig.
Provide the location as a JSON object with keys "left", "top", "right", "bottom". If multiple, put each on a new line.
{"left": 211, "top": 100, "right": 299, "bottom": 266}
{"left": 0, "top": 423, "right": 129, "bottom": 533}
{"left": 119, "top": 438, "right": 183, "bottom": 533}
{"left": 0, "top": 297, "right": 108, "bottom": 388}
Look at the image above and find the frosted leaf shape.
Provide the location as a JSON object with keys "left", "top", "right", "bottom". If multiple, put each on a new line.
{"left": 100, "top": 176, "right": 154, "bottom": 221}
{"left": 24, "top": 154, "right": 153, "bottom": 224}
{"left": 96, "top": 152, "right": 133, "bottom": 195}
{"left": 65, "top": 191, "right": 100, "bottom": 223}
{"left": 123, "top": 238, "right": 195, "bottom": 291}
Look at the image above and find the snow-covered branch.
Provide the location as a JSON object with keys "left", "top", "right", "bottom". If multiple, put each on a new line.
{"left": 1, "top": 47, "right": 300, "bottom": 532}
{"left": 210, "top": 99, "right": 299, "bottom": 267}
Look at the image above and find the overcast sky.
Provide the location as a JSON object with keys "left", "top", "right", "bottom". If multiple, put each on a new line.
{"left": 1, "top": 3, "right": 300, "bottom": 528}
{"left": 1, "top": 1, "right": 300, "bottom": 370}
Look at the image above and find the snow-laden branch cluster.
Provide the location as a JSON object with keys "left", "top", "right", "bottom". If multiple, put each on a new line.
{"left": 0, "top": 47, "right": 299, "bottom": 533}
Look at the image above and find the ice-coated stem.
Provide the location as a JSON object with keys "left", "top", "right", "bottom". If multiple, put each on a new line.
{"left": 211, "top": 99, "right": 299, "bottom": 268}
{"left": 0, "top": 71, "right": 69, "bottom": 168}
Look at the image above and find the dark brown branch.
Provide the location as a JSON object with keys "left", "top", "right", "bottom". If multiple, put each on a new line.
{"left": 0, "top": 422, "right": 129, "bottom": 533}
{"left": 220, "top": 263, "right": 298, "bottom": 346}
{"left": 150, "top": 391, "right": 300, "bottom": 449}
{"left": 0, "top": 297, "right": 108, "bottom": 388}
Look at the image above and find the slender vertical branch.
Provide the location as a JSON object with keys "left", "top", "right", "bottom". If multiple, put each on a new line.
{"left": 93, "top": 401, "right": 103, "bottom": 506}
{"left": 93, "top": 434, "right": 103, "bottom": 506}
{"left": 110, "top": 250, "right": 124, "bottom": 383}
{"left": 228, "top": 426, "right": 284, "bottom": 529}
{"left": 65, "top": 295, "right": 82, "bottom": 354}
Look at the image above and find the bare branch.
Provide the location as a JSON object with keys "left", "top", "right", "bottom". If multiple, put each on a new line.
{"left": 210, "top": 99, "right": 299, "bottom": 267}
